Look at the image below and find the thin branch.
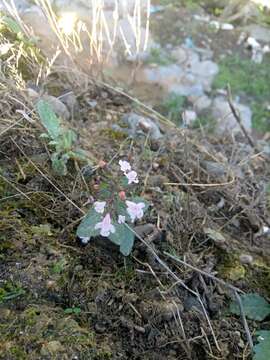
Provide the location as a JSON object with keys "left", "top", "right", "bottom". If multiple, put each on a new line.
{"left": 234, "top": 290, "right": 254, "bottom": 351}
{"left": 164, "top": 252, "right": 244, "bottom": 294}
{"left": 227, "top": 85, "right": 255, "bottom": 148}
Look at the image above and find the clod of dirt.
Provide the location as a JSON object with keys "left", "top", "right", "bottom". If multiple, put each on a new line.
{"left": 140, "top": 298, "right": 184, "bottom": 323}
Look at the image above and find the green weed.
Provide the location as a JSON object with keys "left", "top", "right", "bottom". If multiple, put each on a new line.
{"left": 37, "top": 100, "right": 89, "bottom": 175}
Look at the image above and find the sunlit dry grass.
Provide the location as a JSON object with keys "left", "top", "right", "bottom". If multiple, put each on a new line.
{"left": 2, "top": 0, "right": 151, "bottom": 71}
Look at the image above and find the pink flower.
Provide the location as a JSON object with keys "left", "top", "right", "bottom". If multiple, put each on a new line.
{"left": 126, "top": 200, "right": 145, "bottom": 223}
{"left": 93, "top": 201, "right": 106, "bottom": 214}
{"left": 119, "top": 160, "right": 131, "bottom": 173}
{"left": 95, "top": 213, "right": 115, "bottom": 237}
{"left": 125, "top": 171, "right": 139, "bottom": 185}
{"left": 118, "top": 215, "right": 126, "bottom": 224}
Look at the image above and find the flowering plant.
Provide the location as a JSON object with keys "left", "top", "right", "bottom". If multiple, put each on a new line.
{"left": 76, "top": 160, "right": 149, "bottom": 256}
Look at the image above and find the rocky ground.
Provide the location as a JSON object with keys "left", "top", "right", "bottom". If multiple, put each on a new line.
{"left": 0, "top": 1, "right": 270, "bottom": 360}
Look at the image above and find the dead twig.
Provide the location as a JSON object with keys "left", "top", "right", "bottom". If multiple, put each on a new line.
{"left": 164, "top": 177, "right": 235, "bottom": 188}
{"left": 234, "top": 290, "right": 254, "bottom": 351}
{"left": 227, "top": 85, "right": 255, "bottom": 148}
{"left": 164, "top": 252, "right": 244, "bottom": 294}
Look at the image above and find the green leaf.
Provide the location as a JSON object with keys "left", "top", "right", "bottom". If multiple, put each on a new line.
{"left": 120, "top": 176, "right": 129, "bottom": 187}
{"left": 1, "top": 16, "right": 23, "bottom": 35}
{"left": 70, "top": 149, "right": 88, "bottom": 162}
{"left": 204, "top": 227, "right": 226, "bottom": 244}
{"left": 37, "top": 100, "right": 62, "bottom": 140}
{"left": 230, "top": 293, "right": 270, "bottom": 321}
{"left": 51, "top": 153, "right": 68, "bottom": 176}
{"left": 109, "top": 224, "right": 135, "bottom": 256}
{"left": 98, "top": 183, "right": 112, "bottom": 200}
{"left": 64, "top": 307, "right": 81, "bottom": 315}
{"left": 76, "top": 208, "right": 102, "bottom": 239}
{"left": 115, "top": 199, "right": 129, "bottom": 218}
{"left": 254, "top": 331, "right": 270, "bottom": 360}
{"left": 56, "top": 130, "right": 77, "bottom": 152}
{"left": 39, "top": 133, "right": 50, "bottom": 139}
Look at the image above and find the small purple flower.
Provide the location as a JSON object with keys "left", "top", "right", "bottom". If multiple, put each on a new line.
{"left": 95, "top": 213, "right": 115, "bottom": 237}
{"left": 93, "top": 201, "right": 106, "bottom": 214}
{"left": 118, "top": 215, "right": 126, "bottom": 224}
{"left": 126, "top": 200, "right": 145, "bottom": 223}
{"left": 119, "top": 160, "right": 131, "bottom": 173}
{"left": 125, "top": 170, "right": 139, "bottom": 185}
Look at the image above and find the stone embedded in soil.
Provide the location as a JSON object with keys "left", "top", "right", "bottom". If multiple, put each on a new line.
{"left": 212, "top": 96, "right": 252, "bottom": 135}
{"left": 243, "top": 24, "right": 270, "bottom": 43}
{"left": 239, "top": 254, "right": 253, "bottom": 265}
{"left": 201, "top": 160, "right": 227, "bottom": 178}
{"left": 40, "top": 95, "right": 71, "bottom": 121}
{"left": 140, "top": 298, "right": 184, "bottom": 323}
{"left": 136, "top": 52, "right": 219, "bottom": 98}
{"left": 59, "top": 91, "right": 78, "bottom": 118}
{"left": 189, "top": 94, "right": 212, "bottom": 114}
{"left": 26, "top": 87, "right": 71, "bottom": 121}
{"left": 121, "top": 112, "right": 163, "bottom": 141}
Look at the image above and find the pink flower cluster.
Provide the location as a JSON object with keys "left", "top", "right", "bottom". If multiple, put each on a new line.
{"left": 119, "top": 160, "right": 139, "bottom": 185}
{"left": 93, "top": 198, "right": 145, "bottom": 237}
{"left": 90, "top": 160, "right": 145, "bottom": 238}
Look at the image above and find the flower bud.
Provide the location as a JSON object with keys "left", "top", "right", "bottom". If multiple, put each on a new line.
{"left": 119, "top": 191, "right": 126, "bottom": 200}
{"left": 98, "top": 160, "right": 107, "bottom": 168}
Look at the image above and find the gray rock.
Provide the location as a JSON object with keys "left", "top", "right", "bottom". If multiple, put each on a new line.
{"left": 239, "top": 254, "right": 253, "bottom": 265}
{"left": 41, "top": 95, "right": 70, "bottom": 121}
{"left": 190, "top": 60, "right": 219, "bottom": 91}
{"left": 137, "top": 64, "right": 183, "bottom": 87}
{"left": 189, "top": 94, "right": 212, "bottom": 113}
{"left": 201, "top": 160, "right": 226, "bottom": 177}
{"left": 59, "top": 91, "right": 78, "bottom": 118}
{"left": 171, "top": 47, "right": 200, "bottom": 66}
{"left": 183, "top": 110, "right": 197, "bottom": 126}
{"left": 122, "top": 112, "right": 163, "bottom": 141}
{"left": 243, "top": 24, "right": 270, "bottom": 43}
{"left": 212, "top": 97, "right": 252, "bottom": 135}
{"left": 136, "top": 52, "right": 219, "bottom": 97}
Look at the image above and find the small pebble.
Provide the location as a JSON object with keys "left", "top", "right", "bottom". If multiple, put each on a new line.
{"left": 239, "top": 254, "right": 253, "bottom": 265}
